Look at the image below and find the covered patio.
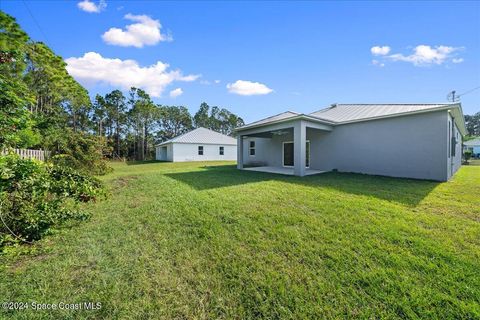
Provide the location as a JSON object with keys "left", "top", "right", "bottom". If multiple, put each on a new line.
{"left": 236, "top": 112, "right": 334, "bottom": 177}
{"left": 243, "top": 166, "right": 326, "bottom": 176}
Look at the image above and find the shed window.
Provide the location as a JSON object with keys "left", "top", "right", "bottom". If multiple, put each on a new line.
{"left": 219, "top": 146, "right": 224, "bottom": 155}
{"left": 249, "top": 140, "right": 255, "bottom": 156}
{"left": 198, "top": 146, "right": 204, "bottom": 155}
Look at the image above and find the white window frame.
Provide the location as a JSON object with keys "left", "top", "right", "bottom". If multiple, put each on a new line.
{"left": 249, "top": 140, "right": 256, "bottom": 157}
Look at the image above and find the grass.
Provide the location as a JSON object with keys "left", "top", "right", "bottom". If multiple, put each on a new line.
{"left": 1, "top": 161, "right": 479, "bottom": 319}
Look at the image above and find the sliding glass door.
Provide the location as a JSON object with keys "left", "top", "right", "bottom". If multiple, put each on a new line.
{"left": 283, "top": 141, "right": 310, "bottom": 167}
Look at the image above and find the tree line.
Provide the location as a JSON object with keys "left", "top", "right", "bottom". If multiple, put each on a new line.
{"left": 0, "top": 11, "right": 243, "bottom": 164}
{"left": 92, "top": 90, "right": 244, "bottom": 160}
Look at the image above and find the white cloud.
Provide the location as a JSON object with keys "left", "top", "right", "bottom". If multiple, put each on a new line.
{"left": 169, "top": 88, "right": 183, "bottom": 98}
{"left": 372, "top": 59, "right": 385, "bottom": 67}
{"left": 65, "top": 52, "right": 200, "bottom": 97}
{"left": 102, "top": 14, "right": 172, "bottom": 48}
{"left": 226, "top": 80, "right": 273, "bottom": 96}
{"left": 200, "top": 79, "right": 221, "bottom": 85}
{"left": 388, "top": 45, "right": 463, "bottom": 66}
{"left": 452, "top": 58, "right": 464, "bottom": 64}
{"left": 371, "top": 46, "right": 391, "bottom": 56}
{"left": 77, "top": 0, "right": 106, "bottom": 13}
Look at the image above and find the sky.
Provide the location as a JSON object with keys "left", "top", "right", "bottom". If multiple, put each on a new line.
{"left": 2, "top": 0, "right": 480, "bottom": 123}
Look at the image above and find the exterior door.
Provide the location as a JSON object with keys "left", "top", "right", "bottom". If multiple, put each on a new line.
{"left": 283, "top": 141, "right": 310, "bottom": 167}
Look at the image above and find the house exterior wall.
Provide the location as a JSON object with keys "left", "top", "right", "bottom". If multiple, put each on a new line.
{"left": 310, "top": 110, "right": 450, "bottom": 181}
{"left": 447, "top": 113, "right": 462, "bottom": 180}
{"left": 242, "top": 137, "right": 273, "bottom": 166}
{"left": 155, "top": 144, "right": 173, "bottom": 161}
{"left": 170, "top": 143, "right": 236, "bottom": 162}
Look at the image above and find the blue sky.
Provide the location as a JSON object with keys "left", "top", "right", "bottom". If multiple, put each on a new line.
{"left": 2, "top": 0, "right": 480, "bottom": 122}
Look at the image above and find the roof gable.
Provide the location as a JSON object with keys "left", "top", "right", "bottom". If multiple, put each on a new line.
{"left": 157, "top": 127, "right": 237, "bottom": 146}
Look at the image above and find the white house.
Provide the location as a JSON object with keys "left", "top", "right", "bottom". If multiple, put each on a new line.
{"left": 235, "top": 103, "right": 466, "bottom": 181}
{"left": 155, "top": 127, "right": 237, "bottom": 162}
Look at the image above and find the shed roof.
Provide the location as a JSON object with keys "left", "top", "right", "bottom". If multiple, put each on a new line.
{"left": 156, "top": 127, "right": 237, "bottom": 146}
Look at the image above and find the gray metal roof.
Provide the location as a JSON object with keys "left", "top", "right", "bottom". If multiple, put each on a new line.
{"left": 241, "top": 111, "right": 300, "bottom": 128}
{"left": 309, "top": 104, "right": 455, "bottom": 123}
{"left": 464, "top": 138, "right": 480, "bottom": 146}
{"left": 156, "top": 127, "right": 237, "bottom": 146}
{"left": 237, "top": 103, "right": 466, "bottom": 135}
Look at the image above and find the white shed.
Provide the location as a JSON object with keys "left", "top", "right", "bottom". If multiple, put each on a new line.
{"left": 155, "top": 127, "right": 237, "bottom": 162}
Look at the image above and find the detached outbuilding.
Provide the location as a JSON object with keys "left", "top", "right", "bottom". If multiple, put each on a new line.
{"left": 155, "top": 127, "right": 237, "bottom": 162}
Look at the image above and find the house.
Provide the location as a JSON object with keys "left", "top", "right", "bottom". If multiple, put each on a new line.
{"left": 464, "top": 138, "right": 480, "bottom": 157}
{"left": 155, "top": 127, "right": 237, "bottom": 162}
{"left": 235, "top": 103, "right": 466, "bottom": 181}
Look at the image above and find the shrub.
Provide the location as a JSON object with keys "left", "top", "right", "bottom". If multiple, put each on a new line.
{"left": 464, "top": 150, "right": 472, "bottom": 161}
{"left": 44, "top": 129, "right": 112, "bottom": 175}
{"left": 0, "top": 154, "right": 105, "bottom": 248}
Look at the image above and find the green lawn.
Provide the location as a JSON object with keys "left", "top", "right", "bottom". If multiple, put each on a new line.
{"left": 1, "top": 161, "right": 479, "bottom": 319}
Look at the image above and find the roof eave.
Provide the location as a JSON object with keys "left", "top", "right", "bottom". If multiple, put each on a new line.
{"left": 235, "top": 114, "right": 336, "bottom": 132}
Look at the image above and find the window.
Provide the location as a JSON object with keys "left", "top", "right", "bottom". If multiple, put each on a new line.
{"left": 198, "top": 146, "right": 204, "bottom": 155}
{"left": 219, "top": 146, "right": 224, "bottom": 155}
{"left": 249, "top": 140, "right": 255, "bottom": 156}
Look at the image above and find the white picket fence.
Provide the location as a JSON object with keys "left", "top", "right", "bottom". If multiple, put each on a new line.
{"left": 1, "top": 148, "right": 51, "bottom": 161}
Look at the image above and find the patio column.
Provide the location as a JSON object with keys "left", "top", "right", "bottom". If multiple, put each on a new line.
{"left": 294, "top": 121, "right": 306, "bottom": 176}
{"left": 237, "top": 134, "right": 244, "bottom": 169}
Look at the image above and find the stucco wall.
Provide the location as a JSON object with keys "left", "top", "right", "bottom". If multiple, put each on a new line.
{"left": 171, "top": 143, "right": 236, "bottom": 162}
{"left": 242, "top": 137, "right": 273, "bottom": 166}
{"left": 310, "top": 110, "right": 450, "bottom": 181}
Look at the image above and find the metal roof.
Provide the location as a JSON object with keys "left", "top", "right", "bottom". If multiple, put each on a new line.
{"left": 237, "top": 103, "right": 467, "bottom": 135}
{"left": 240, "top": 111, "right": 300, "bottom": 128}
{"left": 310, "top": 104, "right": 455, "bottom": 122}
{"left": 156, "top": 127, "right": 237, "bottom": 146}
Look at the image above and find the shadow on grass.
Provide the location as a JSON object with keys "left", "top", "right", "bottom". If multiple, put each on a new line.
{"left": 165, "top": 165, "right": 440, "bottom": 206}
{"left": 126, "top": 160, "right": 167, "bottom": 166}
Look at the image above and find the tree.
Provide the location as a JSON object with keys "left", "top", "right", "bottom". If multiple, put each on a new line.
{"left": 105, "top": 90, "right": 127, "bottom": 158}
{"left": 0, "top": 12, "right": 35, "bottom": 148}
{"left": 193, "top": 102, "right": 210, "bottom": 128}
{"left": 465, "top": 112, "right": 480, "bottom": 137}
{"left": 156, "top": 105, "right": 193, "bottom": 141}
{"left": 192, "top": 102, "right": 244, "bottom": 136}
{"left": 128, "top": 88, "right": 158, "bottom": 160}
{"left": 92, "top": 94, "right": 107, "bottom": 136}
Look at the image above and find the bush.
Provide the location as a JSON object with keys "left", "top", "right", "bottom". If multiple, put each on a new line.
{"left": 0, "top": 154, "right": 105, "bottom": 248}
{"left": 464, "top": 150, "right": 472, "bottom": 161}
{"left": 44, "top": 129, "right": 112, "bottom": 175}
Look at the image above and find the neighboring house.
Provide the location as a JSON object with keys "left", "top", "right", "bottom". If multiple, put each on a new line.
{"left": 155, "top": 127, "right": 237, "bottom": 162}
{"left": 464, "top": 138, "right": 480, "bottom": 157}
{"left": 235, "top": 103, "right": 466, "bottom": 181}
